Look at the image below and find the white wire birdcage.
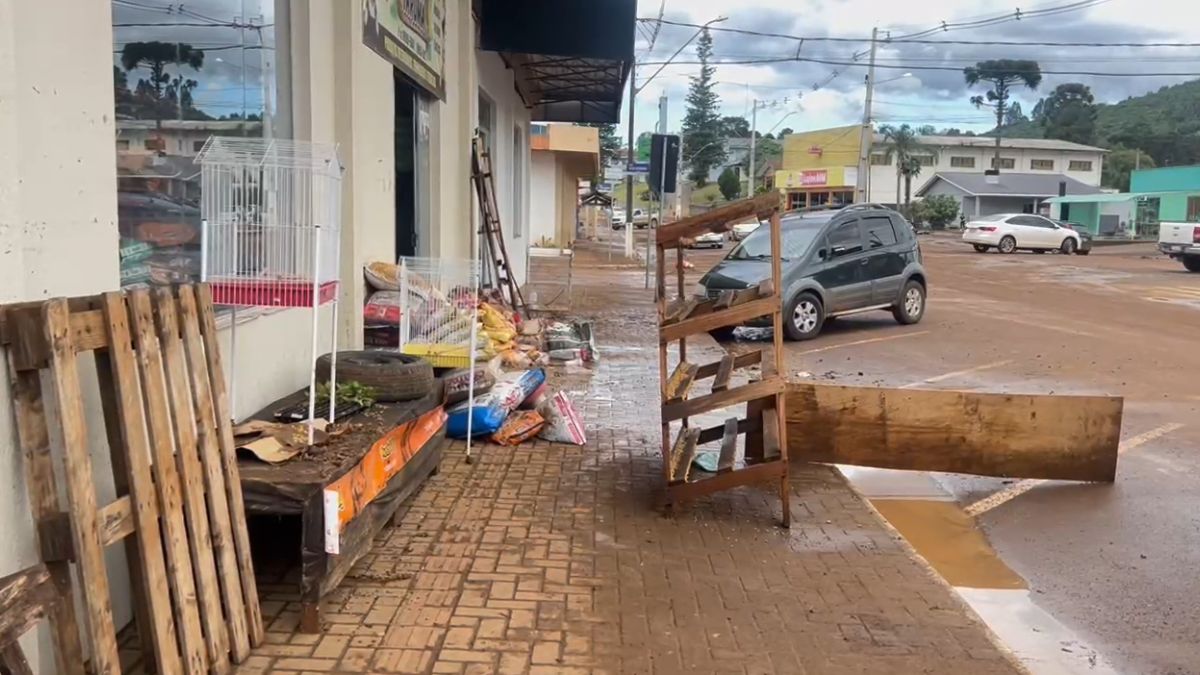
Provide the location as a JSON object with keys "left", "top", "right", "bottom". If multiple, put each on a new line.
{"left": 195, "top": 136, "right": 345, "bottom": 439}
{"left": 396, "top": 257, "right": 482, "bottom": 370}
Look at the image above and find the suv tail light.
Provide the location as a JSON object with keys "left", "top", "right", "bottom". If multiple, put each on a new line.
{"left": 978, "top": 226, "right": 998, "bottom": 232}
{"left": 1193, "top": 226, "right": 1200, "bottom": 244}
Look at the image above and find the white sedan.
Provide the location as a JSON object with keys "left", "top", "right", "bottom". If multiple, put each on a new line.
{"left": 730, "top": 220, "right": 761, "bottom": 241}
{"left": 962, "top": 213, "right": 1084, "bottom": 255}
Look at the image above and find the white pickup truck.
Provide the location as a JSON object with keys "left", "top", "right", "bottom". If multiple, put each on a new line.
{"left": 1158, "top": 222, "right": 1200, "bottom": 272}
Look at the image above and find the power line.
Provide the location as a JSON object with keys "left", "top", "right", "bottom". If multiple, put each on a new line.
{"left": 639, "top": 54, "right": 1200, "bottom": 77}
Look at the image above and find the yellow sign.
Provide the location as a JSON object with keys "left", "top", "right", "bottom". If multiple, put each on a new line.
{"left": 362, "top": 0, "right": 446, "bottom": 99}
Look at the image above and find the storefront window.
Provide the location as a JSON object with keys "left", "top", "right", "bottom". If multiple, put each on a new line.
{"left": 112, "top": 0, "right": 289, "bottom": 290}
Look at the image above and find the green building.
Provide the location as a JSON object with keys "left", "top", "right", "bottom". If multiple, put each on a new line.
{"left": 1047, "top": 165, "right": 1200, "bottom": 239}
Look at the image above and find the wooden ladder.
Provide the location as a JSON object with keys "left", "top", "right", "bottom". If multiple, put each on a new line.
{"left": 471, "top": 137, "right": 528, "bottom": 316}
{"left": 655, "top": 192, "right": 791, "bottom": 527}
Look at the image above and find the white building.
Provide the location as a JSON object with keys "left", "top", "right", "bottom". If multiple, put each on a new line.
{"left": 1, "top": 1, "right": 633, "bottom": 670}
{"left": 867, "top": 134, "right": 1107, "bottom": 205}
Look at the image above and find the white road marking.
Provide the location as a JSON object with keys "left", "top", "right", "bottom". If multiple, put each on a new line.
{"left": 964, "top": 422, "right": 1186, "bottom": 518}
{"left": 796, "top": 330, "right": 929, "bottom": 356}
{"left": 899, "top": 360, "right": 1014, "bottom": 389}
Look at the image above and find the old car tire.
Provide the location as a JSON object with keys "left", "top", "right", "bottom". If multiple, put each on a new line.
{"left": 315, "top": 351, "right": 435, "bottom": 402}
{"left": 893, "top": 280, "right": 926, "bottom": 325}
{"left": 1184, "top": 256, "right": 1200, "bottom": 272}
{"left": 784, "top": 292, "right": 824, "bottom": 341}
{"left": 998, "top": 235, "right": 1017, "bottom": 254}
{"left": 1060, "top": 237, "right": 1077, "bottom": 255}
{"left": 973, "top": 244, "right": 989, "bottom": 253}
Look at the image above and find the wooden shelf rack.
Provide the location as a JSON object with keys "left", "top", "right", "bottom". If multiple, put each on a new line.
{"left": 655, "top": 192, "right": 790, "bottom": 527}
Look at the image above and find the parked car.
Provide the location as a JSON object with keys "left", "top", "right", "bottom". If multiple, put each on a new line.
{"left": 611, "top": 208, "right": 626, "bottom": 229}
{"left": 1054, "top": 220, "right": 1093, "bottom": 255}
{"left": 688, "top": 231, "right": 725, "bottom": 249}
{"left": 699, "top": 205, "right": 927, "bottom": 340}
{"left": 631, "top": 208, "right": 658, "bottom": 229}
{"left": 962, "top": 213, "right": 1086, "bottom": 254}
{"left": 1158, "top": 222, "right": 1200, "bottom": 272}
{"left": 730, "top": 220, "right": 761, "bottom": 241}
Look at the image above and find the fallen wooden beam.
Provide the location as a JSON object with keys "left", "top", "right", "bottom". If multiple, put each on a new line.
{"left": 785, "top": 383, "right": 1124, "bottom": 482}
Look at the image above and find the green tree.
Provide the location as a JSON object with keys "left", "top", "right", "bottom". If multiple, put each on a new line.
{"left": 681, "top": 29, "right": 726, "bottom": 185}
{"left": 879, "top": 124, "right": 919, "bottom": 207}
{"left": 1004, "top": 101, "right": 1028, "bottom": 126}
{"left": 964, "top": 59, "right": 1042, "bottom": 169}
{"left": 717, "top": 167, "right": 741, "bottom": 201}
{"left": 121, "top": 41, "right": 206, "bottom": 127}
{"left": 1102, "top": 147, "right": 1155, "bottom": 191}
{"left": 778, "top": 127, "right": 794, "bottom": 137}
{"left": 913, "top": 195, "right": 959, "bottom": 229}
{"left": 1038, "top": 83, "right": 1097, "bottom": 145}
{"left": 899, "top": 156, "right": 924, "bottom": 209}
{"left": 718, "top": 115, "right": 751, "bottom": 138}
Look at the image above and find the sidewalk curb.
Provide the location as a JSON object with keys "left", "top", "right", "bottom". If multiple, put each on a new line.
{"left": 831, "top": 467, "right": 1033, "bottom": 675}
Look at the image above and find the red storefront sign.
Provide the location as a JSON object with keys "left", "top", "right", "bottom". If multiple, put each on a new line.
{"left": 799, "top": 170, "right": 828, "bottom": 186}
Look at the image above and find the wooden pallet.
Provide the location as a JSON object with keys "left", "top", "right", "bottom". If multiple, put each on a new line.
{"left": 0, "top": 284, "right": 263, "bottom": 675}
{"left": 1, "top": 564, "right": 67, "bottom": 675}
{"left": 655, "top": 193, "right": 791, "bottom": 527}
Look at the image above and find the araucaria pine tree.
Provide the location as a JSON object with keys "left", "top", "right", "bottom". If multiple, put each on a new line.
{"left": 681, "top": 29, "right": 726, "bottom": 186}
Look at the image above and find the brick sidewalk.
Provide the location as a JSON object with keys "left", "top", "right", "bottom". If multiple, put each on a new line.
{"left": 241, "top": 250, "right": 1021, "bottom": 674}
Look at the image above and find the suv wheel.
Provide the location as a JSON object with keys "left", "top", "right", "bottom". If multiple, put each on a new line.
{"left": 785, "top": 292, "right": 824, "bottom": 341}
{"left": 892, "top": 280, "right": 926, "bottom": 325}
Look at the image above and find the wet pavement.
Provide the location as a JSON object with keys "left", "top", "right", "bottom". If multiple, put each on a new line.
{"left": 681, "top": 234, "right": 1200, "bottom": 675}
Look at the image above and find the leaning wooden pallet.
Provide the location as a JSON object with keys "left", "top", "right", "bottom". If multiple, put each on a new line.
{"left": 655, "top": 192, "right": 791, "bottom": 526}
{"left": 0, "top": 284, "right": 263, "bottom": 675}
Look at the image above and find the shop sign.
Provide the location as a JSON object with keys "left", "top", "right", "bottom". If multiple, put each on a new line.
{"left": 799, "top": 170, "right": 828, "bottom": 186}
{"left": 363, "top": 0, "right": 447, "bottom": 100}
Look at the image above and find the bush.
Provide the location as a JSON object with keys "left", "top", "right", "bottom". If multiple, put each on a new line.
{"left": 912, "top": 195, "right": 959, "bottom": 229}
{"left": 718, "top": 167, "right": 741, "bottom": 202}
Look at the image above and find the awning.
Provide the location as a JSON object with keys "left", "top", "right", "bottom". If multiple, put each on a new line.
{"left": 1045, "top": 193, "right": 1136, "bottom": 204}
{"left": 477, "top": 0, "right": 635, "bottom": 123}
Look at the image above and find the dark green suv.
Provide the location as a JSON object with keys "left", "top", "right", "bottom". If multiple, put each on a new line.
{"left": 699, "top": 205, "right": 927, "bottom": 340}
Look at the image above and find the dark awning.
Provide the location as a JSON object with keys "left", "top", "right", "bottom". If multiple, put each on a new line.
{"left": 477, "top": 0, "right": 635, "bottom": 123}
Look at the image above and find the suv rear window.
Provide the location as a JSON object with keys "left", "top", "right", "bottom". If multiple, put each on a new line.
{"left": 862, "top": 215, "right": 898, "bottom": 247}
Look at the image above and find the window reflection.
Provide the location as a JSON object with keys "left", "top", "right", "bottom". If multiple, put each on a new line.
{"left": 112, "top": 0, "right": 287, "bottom": 290}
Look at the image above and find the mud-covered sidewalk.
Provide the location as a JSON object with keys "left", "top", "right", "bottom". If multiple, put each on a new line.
{"left": 242, "top": 246, "right": 1022, "bottom": 674}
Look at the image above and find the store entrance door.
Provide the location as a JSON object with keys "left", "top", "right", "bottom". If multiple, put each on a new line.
{"left": 395, "top": 71, "right": 418, "bottom": 259}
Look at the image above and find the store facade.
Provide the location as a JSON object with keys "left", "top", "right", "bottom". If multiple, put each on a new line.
{"left": 1, "top": 1, "right": 633, "bottom": 670}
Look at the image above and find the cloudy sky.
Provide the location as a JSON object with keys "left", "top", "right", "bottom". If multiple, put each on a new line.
{"left": 625, "top": 0, "right": 1200, "bottom": 138}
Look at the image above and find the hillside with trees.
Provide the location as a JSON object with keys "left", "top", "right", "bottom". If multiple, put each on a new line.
{"left": 990, "top": 78, "right": 1200, "bottom": 186}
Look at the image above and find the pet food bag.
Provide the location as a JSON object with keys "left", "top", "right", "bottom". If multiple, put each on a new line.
{"left": 491, "top": 410, "right": 545, "bottom": 446}
{"left": 446, "top": 368, "right": 545, "bottom": 438}
{"left": 537, "top": 391, "right": 586, "bottom": 445}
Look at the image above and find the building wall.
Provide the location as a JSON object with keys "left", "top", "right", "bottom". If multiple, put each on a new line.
{"left": 530, "top": 151, "right": 558, "bottom": 245}
{"left": 1, "top": 2, "right": 133, "bottom": 671}
{"left": 477, "top": 51, "right": 531, "bottom": 286}
{"left": 1130, "top": 166, "right": 1200, "bottom": 193}
{"left": 781, "top": 126, "right": 860, "bottom": 172}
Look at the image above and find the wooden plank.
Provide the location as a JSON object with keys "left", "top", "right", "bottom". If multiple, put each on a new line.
{"left": 1, "top": 316, "right": 87, "bottom": 675}
{"left": 0, "top": 306, "right": 107, "bottom": 372}
{"left": 785, "top": 383, "right": 1124, "bottom": 481}
{"left": 711, "top": 355, "right": 736, "bottom": 393}
{"left": 661, "top": 377, "right": 785, "bottom": 423}
{"left": 194, "top": 284, "right": 264, "bottom": 647}
{"left": 41, "top": 298, "right": 121, "bottom": 675}
{"left": 668, "top": 459, "right": 785, "bottom": 501}
{"left": 153, "top": 289, "right": 230, "bottom": 671}
{"left": 41, "top": 497, "right": 135, "bottom": 563}
{"left": 696, "top": 417, "right": 759, "bottom": 446}
{"left": 661, "top": 297, "right": 700, "bottom": 324}
{"left": 660, "top": 296, "right": 778, "bottom": 343}
{"left": 717, "top": 418, "right": 739, "bottom": 473}
{"left": 128, "top": 290, "right": 209, "bottom": 675}
{"left": 176, "top": 286, "right": 251, "bottom": 660}
{"left": 714, "top": 280, "right": 774, "bottom": 311}
{"left": 695, "top": 350, "right": 762, "bottom": 380}
{"left": 762, "top": 407, "right": 782, "bottom": 461}
{"left": 662, "top": 361, "right": 698, "bottom": 404}
{"left": 668, "top": 428, "right": 701, "bottom": 483}
{"left": 0, "top": 644, "right": 33, "bottom": 675}
{"left": 657, "top": 192, "right": 781, "bottom": 245}
{"left": 0, "top": 564, "right": 57, "bottom": 647}
{"left": 95, "top": 292, "right": 184, "bottom": 675}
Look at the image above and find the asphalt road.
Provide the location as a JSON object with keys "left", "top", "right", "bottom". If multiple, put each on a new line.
{"left": 685, "top": 234, "right": 1200, "bottom": 674}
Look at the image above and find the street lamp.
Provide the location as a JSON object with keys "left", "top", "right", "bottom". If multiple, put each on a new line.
{"left": 624, "top": 15, "right": 727, "bottom": 260}
{"left": 877, "top": 72, "right": 913, "bottom": 86}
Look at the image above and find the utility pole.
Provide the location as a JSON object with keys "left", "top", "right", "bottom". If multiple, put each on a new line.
{"left": 624, "top": 66, "right": 636, "bottom": 258}
{"left": 856, "top": 27, "right": 878, "bottom": 204}
{"left": 748, "top": 100, "right": 758, "bottom": 196}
